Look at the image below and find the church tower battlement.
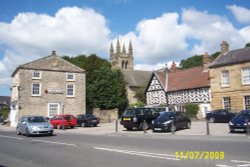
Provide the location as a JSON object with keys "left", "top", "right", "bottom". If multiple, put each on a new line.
{"left": 110, "top": 39, "right": 134, "bottom": 70}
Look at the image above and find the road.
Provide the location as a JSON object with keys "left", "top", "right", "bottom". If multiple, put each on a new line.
{"left": 0, "top": 130, "right": 249, "bottom": 167}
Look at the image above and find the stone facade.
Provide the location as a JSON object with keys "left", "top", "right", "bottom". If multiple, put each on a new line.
{"left": 10, "top": 51, "right": 86, "bottom": 127}
{"left": 110, "top": 39, "right": 133, "bottom": 70}
{"left": 210, "top": 62, "right": 250, "bottom": 111}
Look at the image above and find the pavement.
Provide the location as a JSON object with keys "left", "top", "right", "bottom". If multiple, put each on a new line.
{"left": 0, "top": 120, "right": 248, "bottom": 137}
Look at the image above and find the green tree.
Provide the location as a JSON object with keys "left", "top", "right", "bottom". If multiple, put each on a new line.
{"left": 184, "top": 103, "right": 199, "bottom": 119}
{"left": 245, "top": 43, "right": 250, "bottom": 47}
{"left": 1, "top": 106, "right": 9, "bottom": 119}
{"left": 180, "top": 55, "right": 203, "bottom": 69}
{"left": 87, "top": 67, "right": 127, "bottom": 110}
{"left": 134, "top": 81, "right": 148, "bottom": 103}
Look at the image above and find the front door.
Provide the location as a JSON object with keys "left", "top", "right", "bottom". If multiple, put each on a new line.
{"left": 48, "top": 103, "right": 60, "bottom": 118}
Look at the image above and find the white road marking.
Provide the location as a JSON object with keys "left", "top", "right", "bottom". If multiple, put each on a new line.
{"left": 93, "top": 147, "right": 180, "bottom": 161}
{"left": 237, "top": 165, "right": 250, "bottom": 167}
{"left": 231, "top": 160, "right": 250, "bottom": 164}
{"left": 32, "top": 139, "right": 77, "bottom": 147}
{"left": 216, "top": 165, "right": 234, "bottom": 167}
{"left": 0, "top": 134, "right": 23, "bottom": 140}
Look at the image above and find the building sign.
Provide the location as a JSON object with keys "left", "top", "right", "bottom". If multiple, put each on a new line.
{"left": 45, "top": 88, "right": 64, "bottom": 94}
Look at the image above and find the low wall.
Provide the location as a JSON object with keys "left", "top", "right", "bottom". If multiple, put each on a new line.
{"left": 92, "top": 108, "right": 118, "bottom": 123}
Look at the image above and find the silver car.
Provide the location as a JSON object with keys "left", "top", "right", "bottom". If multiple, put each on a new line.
{"left": 16, "top": 116, "right": 54, "bottom": 137}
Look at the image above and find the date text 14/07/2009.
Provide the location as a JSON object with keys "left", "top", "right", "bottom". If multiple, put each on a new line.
{"left": 175, "top": 151, "right": 224, "bottom": 160}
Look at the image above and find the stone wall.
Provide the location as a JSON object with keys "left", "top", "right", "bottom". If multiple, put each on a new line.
{"left": 92, "top": 108, "right": 118, "bottom": 123}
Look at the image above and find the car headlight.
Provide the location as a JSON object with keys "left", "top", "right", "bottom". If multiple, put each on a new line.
{"left": 152, "top": 120, "right": 154, "bottom": 124}
{"left": 163, "top": 120, "right": 172, "bottom": 125}
{"left": 229, "top": 122, "right": 234, "bottom": 126}
{"left": 31, "top": 126, "right": 39, "bottom": 130}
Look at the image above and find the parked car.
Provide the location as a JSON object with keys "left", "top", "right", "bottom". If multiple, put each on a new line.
{"left": 76, "top": 114, "right": 100, "bottom": 127}
{"left": 50, "top": 114, "right": 76, "bottom": 129}
{"left": 120, "top": 107, "right": 161, "bottom": 130}
{"left": 16, "top": 115, "right": 54, "bottom": 137}
{"left": 229, "top": 110, "right": 250, "bottom": 133}
{"left": 206, "top": 109, "right": 236, "bottom": 123}
{"left": 152, "top": 111, "right": 191, "bottom": 132}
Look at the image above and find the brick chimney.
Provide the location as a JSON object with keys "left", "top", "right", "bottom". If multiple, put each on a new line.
{"left": 170, "top": 61, "right": 177, "bottom": 72}
{"left": 51, "top": 50, "right": 56, "bottom": 56}
{"left": 220, "top": 41, "right": 229, "bottom": 55}
{"left": 203, "top": 52, "right": 211, "bottom": 70}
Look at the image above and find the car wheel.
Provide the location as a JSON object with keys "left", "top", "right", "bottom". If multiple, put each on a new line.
{"left": 139, "top": 122, "right": 149, "bottom": 130}
{"left": 71, "top": 126, "right": 74, "bottom": 129}
{"left": 56, "top": 124, "right": 61, "bottom": 129}
{"left": 49, "top": 132, "right": 53, "bottom": 136}
{"left": 170, "top": 124, "right": 176, "bottom": 132}
{"left": 25, "top": 128, "right": 30, "bottom": 137}
{"left": 186, "top": 122, "right": 191, "bottom": 129}
{"left": 81, "top": 123, "right": 85, "bottom": 127}
{"left": 209, "top": 117, "right": 215, "bottom": 123}
{"left": 93, "top": 124, "right": 97, "bottom": 127}
{"left": 126, "top": 127, "right": 133, "bottom": 131}
{"left": 16, "top": 127, "right": 21, "bottom": 135}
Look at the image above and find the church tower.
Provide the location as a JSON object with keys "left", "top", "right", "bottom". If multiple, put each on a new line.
{"left": 110, "top": 39, "right": 134, "bottom": 70}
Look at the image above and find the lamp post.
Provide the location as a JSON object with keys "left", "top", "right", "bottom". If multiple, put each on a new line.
{"left": 60, "top": 102, "right": 65, "bottom": 130}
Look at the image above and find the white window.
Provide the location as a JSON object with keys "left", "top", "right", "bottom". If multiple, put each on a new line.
{"left": 244, "top": 96, "right": 250, "bottom": 110}
{"left": 32, "top": 71, "right": 41, "bottom": 79}
{"left": 66, "top": 85, "right": 75, "bottom": 97}
{"left": 66, "top": 73, "right": 75, "bottom": 81}
{"left": 223, "top": 97, "right": 231, "bottom": 110}
{"left": 221, "top": 70, "right": 230, "bottom": 87}
{"left": 48, "top": 103, "right": 59, "bottom": 117}
{"left": 32, "top": 83, "right": 41, "bottom": 96}
{"left": 242, "top": 67, "right": 250, "bottom": 85}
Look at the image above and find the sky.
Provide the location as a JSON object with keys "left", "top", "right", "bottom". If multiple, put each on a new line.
{"left": 0, "top": 0, "right": 250, "bottom": 96}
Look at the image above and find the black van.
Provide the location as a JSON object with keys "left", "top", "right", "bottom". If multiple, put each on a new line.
{"left": 120, "top": 107, "right": 160, "bottom": 130}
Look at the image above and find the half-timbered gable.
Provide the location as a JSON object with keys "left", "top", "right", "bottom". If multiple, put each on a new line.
{"left": 146, "top": 70, "right": 167, "bottom": 105}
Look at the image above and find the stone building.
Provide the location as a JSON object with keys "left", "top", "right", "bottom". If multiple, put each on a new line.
{"left": 110, "top": 39, "right": 133, "bottom": 70}
{"left": 109, "top": 39, "right": 152, "bottom": 105}
{"left": 210, "top": 41, "right": 250, "bottom": 111}
{"left": 9, "top": 51, "right": 86, "bottom": 127}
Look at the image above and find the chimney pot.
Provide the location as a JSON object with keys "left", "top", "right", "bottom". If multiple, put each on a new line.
{"left": 52, "top": 50, "right": 56, "bottom": 55}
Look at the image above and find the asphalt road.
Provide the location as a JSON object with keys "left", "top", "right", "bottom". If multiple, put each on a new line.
{"left": 0, "top": 130, "right": 249, "bottom": 167}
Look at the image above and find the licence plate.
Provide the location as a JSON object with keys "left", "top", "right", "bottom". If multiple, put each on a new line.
{"left": 154, "top": 128, "right": 162, "bottom": 131}
{"left": 123, "top": 118, "right": 131, "bottom": 121}
{"left": 234, "top": 129, "right": 244, "bottom": 132}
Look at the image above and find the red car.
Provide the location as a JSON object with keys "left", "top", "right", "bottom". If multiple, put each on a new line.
{"left": 50, "top": 114, "right": 77, "bottom": 129}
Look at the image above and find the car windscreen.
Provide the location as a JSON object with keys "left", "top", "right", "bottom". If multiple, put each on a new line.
{"left": 122, "top": 109, "right": 143, "bottom": 116}
{"left": 235, "top": 111, "right": 250, "bottom": 118}
{"left": 86, "top": 114, "right": 95, "bottom": 118}
{"left": 27, "top": 116, "right": 47, "bottom": 123}
{"left": 64, "top": 115, "right": 74, "bottom": 120}
{"left": 158, "top": 112, "right": 175, "bottom": 119}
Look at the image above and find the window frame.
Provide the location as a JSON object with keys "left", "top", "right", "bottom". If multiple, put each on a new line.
{"left": 221, "top": 70, "right": 230, "bottom": 87}
{"left": 241, "top": 67, "right": 250, "bottom": 85}
{"left": 31, "top": 83, "right": 41, "bottom": 96}
{"left": 66, "top": 73, "right": 75, "bottom": 81}
{"left": 48, "top": 103, "right": 60, "bottom": 118}
{"left": 32, "top": 71, "right": 42, "bottom": 79}
{"left": 244, "top": 96, "right": 250, "bottom": 110}
{"left": 223, "top": 97, "right": 231, "bottom": 110}
{"left": 66, "top": 84, "right": 75, "bottom": 97}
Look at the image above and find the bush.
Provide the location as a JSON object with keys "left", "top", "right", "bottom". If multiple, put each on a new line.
{"left": 1, "top": 106, "right": 9, "bottom": 119}
{"left": 129, "top": 101, "right": 145, "bottom": 108}
{"left": 184, "top": 103, "right": 199, "bottom": 118}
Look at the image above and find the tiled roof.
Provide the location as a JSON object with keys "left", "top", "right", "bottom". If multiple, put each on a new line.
{"left": 154, "top": 69, "right": 167, "bottom": 89}
{"left": 167, "top": 66, "right": 210, "bottom": 91}
{"left": 210, "top": 47, "right": 250, "bottom": 68}
{"left": 122, "top": 70, "right": 152, "bottom": 87}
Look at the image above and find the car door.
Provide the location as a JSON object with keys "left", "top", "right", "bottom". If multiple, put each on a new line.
{"left": 19, "top": 117, "right": 27, "bottom": 133}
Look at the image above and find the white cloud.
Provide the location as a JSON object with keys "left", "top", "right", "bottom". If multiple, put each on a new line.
{"left": 182, "top": 8, "right": 246, "bottom": 55}
{"left": 227, "top": 5, "right": 250, "bottom": 24}
{"left": 0, "top": 7, "right": 110, "bottom": 89}
{"left": 240, "top": 26, "right": 250, "bottom": 42}
{"left": 134, "top": 61, "right": 179, "bottom": 71}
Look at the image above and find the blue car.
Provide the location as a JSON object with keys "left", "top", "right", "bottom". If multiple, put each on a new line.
{"left": 229, "top": 110, "right": 250, "bottom": 133}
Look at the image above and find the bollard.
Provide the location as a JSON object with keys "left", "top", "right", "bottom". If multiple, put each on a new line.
{"left": 246, "top": 118, "right": 249, "bottom": 136}
{"left": 143, "top": 120, "right": 147, "bottom": 133}
{"left": 115, "top": 120, "right": 118, "bottom": 133}
{"left": 206, "top": 118, "right": 210, "bottom": 135}
{"left": 171, "top": 121, "right": 175, "bottom": 134}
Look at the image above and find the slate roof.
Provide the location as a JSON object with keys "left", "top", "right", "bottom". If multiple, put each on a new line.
{"left": 0, "top": 96, "right": 10, "bottom": 106}
{"left": 122, "top": 70, "right": 152, "bottom": 87}
{"left": 12, "top": 51, "right": 85, "bottom": 77}
{"left": 210, "top": 47, "right": 250, "bottom": 68}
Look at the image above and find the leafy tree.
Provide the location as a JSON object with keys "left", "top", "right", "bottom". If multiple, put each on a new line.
{"left": 245, "top": 43, "right": 250, "bottom": 47}
{"left": 179, "top": 55, "right": 203, "bottom": 69}
{"left": 129, "top": 101, "right": 145, "bottom": 108}
{"left": 184, "top": 103, "right": 199, "bottom": 119}
{"left": 210, "top": 52, "right": 220, "bottom": 60}
{"left": 1, "top": 106, "right": 9, "bottom": 119}
{"left": 134, "top": 81, "right": 148, "bottom": 103}
{"left": 87, "top": 67, "right": 127, "bottom": 110}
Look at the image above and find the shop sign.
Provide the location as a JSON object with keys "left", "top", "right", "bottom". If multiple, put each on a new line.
{"left": 45, "top": 88, "right": 64, "bottom": 94}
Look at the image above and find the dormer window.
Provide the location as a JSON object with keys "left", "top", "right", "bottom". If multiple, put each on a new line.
{"left": 32, "top": 71, "right": 41, "bottom": 79}
{"left": 66, "top": 73, "right": 75, "bottom": 81}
